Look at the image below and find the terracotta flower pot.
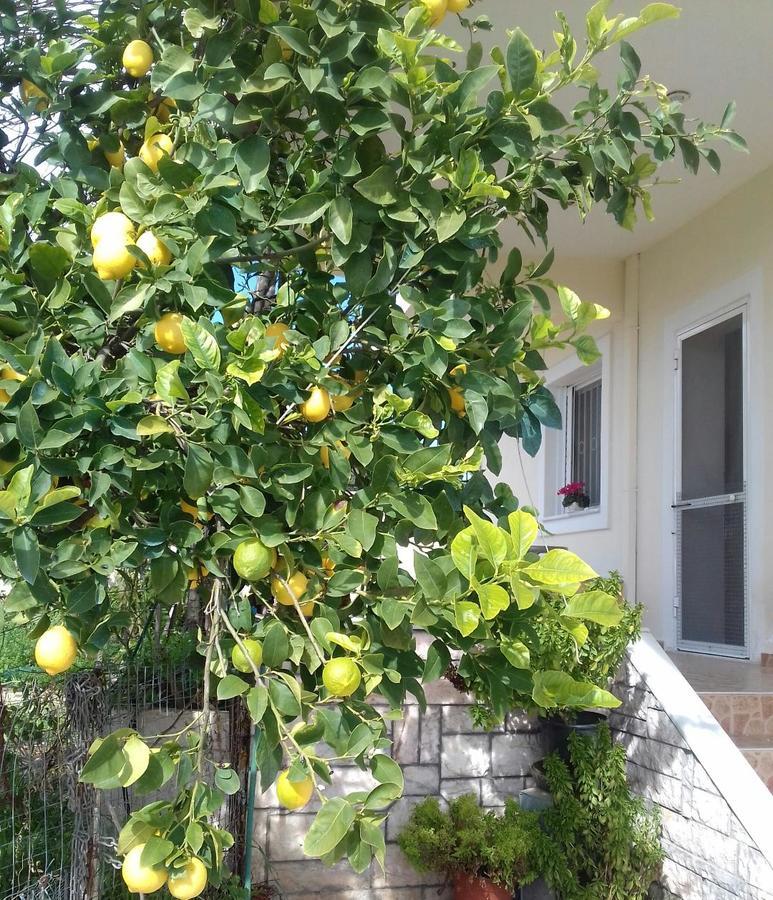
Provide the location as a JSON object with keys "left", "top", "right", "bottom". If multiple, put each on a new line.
{"left": 453, "top": 871, "right": 513, "bottom": 900}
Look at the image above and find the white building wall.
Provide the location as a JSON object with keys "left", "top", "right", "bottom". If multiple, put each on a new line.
{"left": 501, "top": 164, "right": 773, "bottom": 659}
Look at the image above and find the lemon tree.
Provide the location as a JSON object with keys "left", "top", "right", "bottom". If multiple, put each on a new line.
{"left": 0, "top": 0, "right": 740, "bottom": 886}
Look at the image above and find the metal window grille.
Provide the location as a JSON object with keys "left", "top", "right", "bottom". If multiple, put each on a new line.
{"left": 570, "top": 378, "right": 602, "bottom": 507}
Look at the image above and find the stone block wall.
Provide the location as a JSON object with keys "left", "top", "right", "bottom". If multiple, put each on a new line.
{"left": 251, "top": 649, "right": 773, "bottom": 899}
{"left": 611, "top": 657, "right": 773, "bottom": 900}
{"left": 251, "top": 675, "right": 545, "bottom": 899}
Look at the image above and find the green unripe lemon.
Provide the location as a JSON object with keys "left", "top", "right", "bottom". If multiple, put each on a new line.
{"left": 322, "top": 657, "right": 361, "bottom": 697}
{"left": 231, "top": 639, "right": 263, "bottom": 673}
{"left": 233, "top": 538, "right": 276, "bottom": 581}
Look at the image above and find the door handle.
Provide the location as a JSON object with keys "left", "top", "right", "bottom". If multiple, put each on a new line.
{"left": 671, "top": 501, "right": 692, "bottom": 508}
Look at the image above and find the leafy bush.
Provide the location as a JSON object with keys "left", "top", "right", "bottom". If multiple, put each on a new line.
{"left": 533, "top": 571, "right": 642, "bottom": 704}
{"left": 534, "top": 725, "right": 663, "bottom": 900}
{"left": 398, "top": 794, "right": 539, "bottom": 892}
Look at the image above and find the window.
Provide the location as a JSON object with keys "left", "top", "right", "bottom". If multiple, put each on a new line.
{"left": 540, "top": 336, "right": 610, "bottom": 532}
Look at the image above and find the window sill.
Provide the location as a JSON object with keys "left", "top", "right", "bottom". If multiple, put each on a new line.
{"left": 541, "top": 507, "right": 609, "bottom": 535}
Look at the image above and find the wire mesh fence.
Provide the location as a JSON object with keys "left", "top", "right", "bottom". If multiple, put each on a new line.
{"left": 0, "top": 632, "right": 209, "bottom": 900}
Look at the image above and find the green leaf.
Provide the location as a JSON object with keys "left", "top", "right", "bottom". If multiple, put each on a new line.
{"left": 463, "top": 506, "right": 507, "bottom": 568}
{"left": 354, "top": 166, "right": 398, "bottom": 205}
{"left": 262, "top": 620, "right": 289, "bottom": 667}
{"left": 80, "top": 734, "right": 124, "bottom": 786}
{"left": 436, "top": 208, "right": 466, "bottom": 243}
{"left": 455, "top": 600, "right": 480, "bottom": 637}
{"left": 180, "top": 318, "right": 221, "bottom": 370}
{"left": 612, "top": 3, "right": 679, "bottom": 41}
{"left": 247, "top": 685, "right": 269, "bottom": 723}
{"left": 563, "top": 591, "right": 623, "bottom": 627}
{"left": 235, "top": 135, "right": 270, "bottom": 193}
{"left": 155, "top": 359, "right": 190, "bottom": 403}
{"left": 476, "top": 582, "right": 510, "bottom": 620}
{"left": 214, "top": 767, "right": 241, "bottom": 794}
{"left": 276, "top": 194, "right": 330, "bottom": 226}
{"left": 508, "top": 510, "right": 538, "bottom": 559}
{"left": 13, "top": 528, "right": 39, "bottom": 584}
{"left": 422, "top": 639, "right": 451, "bottom": 682}
{"left": 370, "top": 753, "right": 404, "bottom": 790}
{"left": 217, "top": 674, "right": 249, "bottom": 700}
{"left": 328, "top": 196, "right": 353, "bottom": 244}
{"left": 16, "top": 401, "right": 43, "bottom": 450}
{"left": 136, "top": 415, "right": 174, "bottom": 437}
{"left": 303, "top": 798, "right": 356, "bottom": 858}
{"left": 506, "top": 28, "right": 538, "bottom": 98}
{"left": 524, "top": 549, "right": 597, "bottom": 586}
{"left": 119, "top": 735, "right": 151, "bottom": 787}
{"left": 500, "top": 637, "right": 530, "bottom": 669}
{"left": 450, "top": 527, "right": 476, "bottom": 579}
{"left": 184, "top": 445, "right": 214, "bottom": 499}
{"left": 532, "top": 670, "right": 621, "bottom": 710}
{"left": 29, "top": 242, "right": 70, "bottom": 281}
{"left": 348, "top": 508, "right": 378, "bottom": 551}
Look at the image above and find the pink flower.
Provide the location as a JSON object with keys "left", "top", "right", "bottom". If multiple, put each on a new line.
{"left": 558, "top": 481, "right": 586, "bottom": 496}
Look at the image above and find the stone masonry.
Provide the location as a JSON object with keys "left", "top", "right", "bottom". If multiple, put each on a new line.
{"left": 245, "top": 646, "right": 773, "bottom": 899}
{"left": 611, "top": 657, "right": 773, "bottom": 900}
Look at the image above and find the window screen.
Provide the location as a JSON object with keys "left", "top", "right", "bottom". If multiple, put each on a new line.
{"left": 571, "top": 378, "right": 602, "bottom": 507}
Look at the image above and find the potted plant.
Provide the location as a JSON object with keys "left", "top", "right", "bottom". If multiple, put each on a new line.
{"left": 557, "top": 481, "right": 592, "bottom": 509}
{"left": 535, "top": 571, "right": 642, "bottom": 757}
{"left": 398, "top": 794, "right": 539, "bottom": 899}
{"left": 532, "top": 725, "right": 663, "bottom": 900}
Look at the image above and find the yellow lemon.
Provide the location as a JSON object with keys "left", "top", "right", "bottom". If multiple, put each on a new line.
{"left": 20, "top": 79, "right": 48, "bottom": 111}
{"left": 301, "top": 386, "right": 331, "bottom": 423}
{"left": 155, "top": 97, "right": 177, "bottom": 123}
{"left": 231, "top": 638, "right": 263, "bottom": 673}
{"left": 103, "top": 142, "right": 126, "bottom": 169}
{"left": 278, "top": 39, "right": 294, "bottom": 62}
{"left": 447, "top": 385, "right": 466, "bottom": 415}
{"left": 93, "top": 239, "right": 136, "bottom": 281}
{"left": 154, "top": 312, "right": 186, "bottom": 354}
{"left": 121, "top": 844, "right": 168, "bottom": 894}
{"left": 322, "top": 556, "right": 336, "bottom": 576}
{"left": 298, "top": 600, "right": 315, "bottom": 617}
{"left": 276, "top": 769, "right": 314, "bottom": 810}
{"left": 446, "top": 0, "right": 470, "bottom": 11}
{"left": 271, "top": 570, "right": 308, "bottom": 607}
{"left": 91, "top": 211, "right": 135, "bottom": 248}
{"left": 179, "top": 499, "right": 212, "bottom": 521}
{"left": 1, "top": 366, "right": 25, "bottom": 387}
{"left": 330, "top": 376, "right": 355, "bottom": 412}
{"left": 233, "top": 538, "right": 276, "bottom": 582}
{"left": 353, "top": 369, "right": 367, "bottom": 384}
{"left": 450, "top": 363, "right": 468, "bottom": 377}
{"left": 122, "top": 40, "right": 154, "bottom": 78}
{"left": 137, "top": 231, "right": 172, "bottom": 267}
{"left": 34, "top": 626, "right": 78, "bottom": 676}
{"left": 139, "top": 133, "right": 173, "bottom": 173}
{"left": 266, "top": 322, "right": 290, "bottom": 354}
{"left": 322, "top": 657, "right": 361, "bottom": 697}
{"left": 187, "top": 564, "right": 207, "bottom": 587}
{"left": 319, "top": 445, "right": 330, "bottom": 468}
{"left": 168, "top": 857, "right": 207, "bottom": 900}
{"left": 421, "top": 0, "right": 447, "bottom": 26}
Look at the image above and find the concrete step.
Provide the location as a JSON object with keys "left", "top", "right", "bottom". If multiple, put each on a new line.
{"left": 698, "top": 692, "right": 773, "bottom": 790}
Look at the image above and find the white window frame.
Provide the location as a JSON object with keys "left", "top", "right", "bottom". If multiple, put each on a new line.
{"left": 539, "top": 334, "right": 611, "bottom": 534}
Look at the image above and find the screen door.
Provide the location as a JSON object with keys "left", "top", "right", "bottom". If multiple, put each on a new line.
{"left": 675, "top": 310, "right": 747, "bottom": 656}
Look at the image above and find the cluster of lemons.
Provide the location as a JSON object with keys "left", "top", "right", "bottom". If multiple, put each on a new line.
{"left": 420, "top": 0, "right": 470, "bottom": 26}
{"left": 122, "top": 846, "right": 207, "bottom": 898}
{"left": 230, "top": 536, "right": 361, "bottom": 810}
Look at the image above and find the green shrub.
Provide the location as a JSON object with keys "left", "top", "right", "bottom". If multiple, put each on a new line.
{"left": 397, "top": 794, "right": 539, "bottom": 892}
{"left": 534, "top": 725, "right": 663, "bottom": 900}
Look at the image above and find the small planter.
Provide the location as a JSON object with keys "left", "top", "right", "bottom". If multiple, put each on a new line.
{"left": 529, "top": 757, "right": 549, "bottom": 792}
{"left": 454, "top": 871, "right": 514, "bottom": 900}
{"left": 541, "top": 710, "right": 608, "bottom": 759}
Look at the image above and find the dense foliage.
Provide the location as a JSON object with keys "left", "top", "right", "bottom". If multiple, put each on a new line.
{"left": 534, "top": 725, "right": 664, "bottom": 899}
{"left": 0, "top": 0, "right": 737, "bottom": 885}
{"left": 398, "top": 793, "right": 539, "bottom": 891}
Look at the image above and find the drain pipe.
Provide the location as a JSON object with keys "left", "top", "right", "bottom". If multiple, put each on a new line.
{"left": 242, "top": 724, "right": 259, "bottom": 890}
{"left": 623, "top": 254, "right": 641, "bottom": 602}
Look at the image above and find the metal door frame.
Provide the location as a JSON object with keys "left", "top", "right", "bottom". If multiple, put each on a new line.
{"left": 673, "top": 303, "right": 749, "bottom": 658}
